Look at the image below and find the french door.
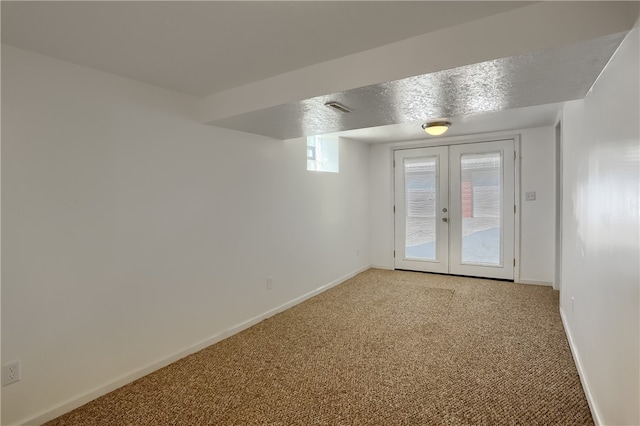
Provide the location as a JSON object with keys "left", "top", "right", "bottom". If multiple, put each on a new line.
{"left": 394, "top": 140, "right": 515, "bottom": 280}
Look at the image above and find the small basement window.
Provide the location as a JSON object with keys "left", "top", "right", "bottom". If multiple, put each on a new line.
{"left": 307, "top": 135, "right": 339, "bottom": 173}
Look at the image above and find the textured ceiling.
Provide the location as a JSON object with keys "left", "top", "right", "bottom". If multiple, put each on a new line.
{"left": 2, "top": 1, "right": 636, "bottom": 143}
{"left": 209, "top": 32, "right": 627, "bottom": 140}
{"left": 332, "top": 103, "right": 565, "bottom": 144}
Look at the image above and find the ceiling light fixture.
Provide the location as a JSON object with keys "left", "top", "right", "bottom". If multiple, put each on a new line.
{"left": 422, "top": 121, "right": 451, "bottom": 136}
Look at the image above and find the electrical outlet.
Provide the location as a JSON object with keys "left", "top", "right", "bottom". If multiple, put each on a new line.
{"left": 2, "top": 360, "right": 21, "bottom": 387}
{"left": 525, "top": 191, "right": 536, "bottom": 201}
{"left": 267, "top": 276, "right": 273, "bottom": 290}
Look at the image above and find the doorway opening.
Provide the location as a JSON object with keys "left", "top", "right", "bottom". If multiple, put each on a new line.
{"left": 394, "top": 139, "right": 516, "bottom": 280}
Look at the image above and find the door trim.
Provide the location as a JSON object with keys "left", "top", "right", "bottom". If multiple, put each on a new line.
{"left": 554, "top": 121, "right": 562, "bottom": 291}
{"left": 391, "top": 136, "right": 522, "bottom": 281}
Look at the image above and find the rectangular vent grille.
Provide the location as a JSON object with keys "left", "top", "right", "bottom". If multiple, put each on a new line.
{"left": 324, "top": 101, "right": 352, "bottom": 114}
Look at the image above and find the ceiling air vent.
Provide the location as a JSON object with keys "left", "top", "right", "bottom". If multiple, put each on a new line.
{"left": 324, "top": 101, "right": 352, "bottom": 114}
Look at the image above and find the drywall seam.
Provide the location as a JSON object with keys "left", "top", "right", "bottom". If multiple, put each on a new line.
{"left": 560, "top": 308, "right": 603, "bottom": 426}
{"left": 21, "top": 265, "right": 371, "bottom": 426}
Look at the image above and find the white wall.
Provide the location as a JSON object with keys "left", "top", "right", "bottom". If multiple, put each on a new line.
{"left": 369, "top": 143, "right": 395, "bottom": 269}
{"left": 560, "top": 20, "right": 639, "bottom": 426}
{"left": 369, "top": 127, "right": 556, "bottom": 285}
{"left": 1, "top": 45, "right": 371, "bottom": 425}
{"left": 519, "top": 127, "right": 556, "bottom": 284}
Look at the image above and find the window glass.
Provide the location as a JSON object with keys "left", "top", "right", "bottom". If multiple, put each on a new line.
{"left": 307, "top": 135, "right": 338, "bottom": 173}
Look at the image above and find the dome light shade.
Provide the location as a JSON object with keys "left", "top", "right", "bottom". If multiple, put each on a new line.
{"left": 422, "top": 121, "right": 451, "bottom": 136}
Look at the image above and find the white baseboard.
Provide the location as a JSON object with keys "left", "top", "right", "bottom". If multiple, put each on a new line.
{"left": 560, "top": 308, "right": 602, "bottom": 426}
{"left": 23, "top": 265, "right": 371, "bottom": 426}
{"left": 516, "top": 279, "right": 553, "bottom": 286}
{"left": 370, "top": 264, "right": 393, "bottom": 270}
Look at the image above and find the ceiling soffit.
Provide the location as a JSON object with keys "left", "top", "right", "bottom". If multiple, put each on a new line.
{"left": 0, "top": 1, "right": 532, "bottom": 96}
{"left": 209, "top": 33, "right": 627, "bottom": 140}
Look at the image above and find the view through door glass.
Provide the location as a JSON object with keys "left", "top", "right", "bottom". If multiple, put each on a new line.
{"left": 404, "top": 156, "right": 437, "bottom": 260}
{"left": 460, "top": 152, "right": 502, "bottom": 265}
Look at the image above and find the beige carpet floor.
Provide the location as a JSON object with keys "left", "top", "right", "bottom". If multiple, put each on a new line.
{"left": 47, "top": 269, "right": 593, "bottom": 425}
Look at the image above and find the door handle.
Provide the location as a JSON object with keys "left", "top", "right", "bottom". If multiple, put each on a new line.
{"left": 442, "top": 217, "right": 448, "bottom": 223}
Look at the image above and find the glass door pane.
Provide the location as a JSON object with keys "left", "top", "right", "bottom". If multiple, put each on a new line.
{"left": 404, "top": 157, "right": 437, "bottom": 260}
{"left": 460, "top": 152, "right": 502, "bottom": 265}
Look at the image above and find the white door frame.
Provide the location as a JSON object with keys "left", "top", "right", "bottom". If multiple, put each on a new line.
{"left": 391, "top": 136, "right": 521, "bottom": 281}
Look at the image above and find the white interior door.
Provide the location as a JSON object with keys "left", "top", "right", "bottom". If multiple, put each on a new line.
{"left": 449, "top": 141, "right": 515, "bottom": 279}
{"left": 394, "top": 146, "right": 449, "bottom": 273}
{"left": 394, "top": 140, "right": 515, "bottom": 280}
